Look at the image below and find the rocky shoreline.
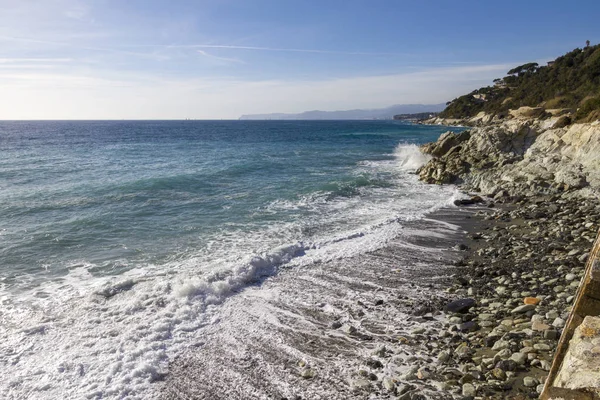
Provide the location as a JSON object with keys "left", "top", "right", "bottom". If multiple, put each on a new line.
{"left": 344, "top": 195, "right": 598, "bottom": 400}
{"left": 426, "top": 196, "right": 599, "bottom": 399}
{"left": 160, "top": 116, "right": 600, "bottom": 400}
{"left": 418, "top": 111, "right": 600, "bottom": 201}
{"left": 397, "top": 113, "right": 600, "bottom": 399}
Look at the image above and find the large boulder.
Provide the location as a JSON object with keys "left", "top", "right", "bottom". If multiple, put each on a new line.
{"left": 421, "top": 131, "right": 471, "bottom": 158}
{"left": 555, "top": 316, "right": 600, "bottom": 390}
{"left": 509, "top": 106, "right": 546, "bottom": 119}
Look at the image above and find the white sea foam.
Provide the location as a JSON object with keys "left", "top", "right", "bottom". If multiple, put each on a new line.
{"left": 394, "top": 143, "right": 432, "bottom": 170}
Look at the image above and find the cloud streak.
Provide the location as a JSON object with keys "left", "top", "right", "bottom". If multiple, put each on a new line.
{"left": 182, "top": 44, "right": 414, "bottom": 57}
{"left": 0, "top": 57, "right": 73, "bottom": 63}
{"left": 0, "top": 35, "right": 163, "bottom": 59}
{"left": 196, "top": 50, "right": 245, "bottom": 64}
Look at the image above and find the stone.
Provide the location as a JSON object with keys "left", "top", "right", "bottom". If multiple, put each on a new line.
{"left": 511, "top": 304, "right": 536, "bottom": 314}
{"left": 553, "top": 285, "right": 565, "bottom": 293}
{"left": 552, "top": 317, "right": 566, "bottom": 328}
{"left": 495, "top": 359, "right": 517, "bottom": 372}
{"left": 455, "top": 343, "right": 472, "bottom": 359}
{"left": 458, "top": 321, "right": 480, "bottom": 332}
{"left": 523, "top": 376, "right": 538, "bottom": 387}
{"left": 462, "top": 383, "right": 476, "bottom": 397}
{"left": 492, "top": 340, "right": 510, "bottom": 351}
{"left": 510, "top": 352, "right": 527, "bottom": 365}
{"left": 437, "top": 351, "right": 450, "bottom": 363}
{"left": 382, "top": 377, "right": 396, "bottom": 392}
{"left": 495, "top": 348, "right": 512, "bottom": 361}
{"left": 479, "top": 313, "right": 494, "bottom": 321}
{"left": 366, "top": 359, "right": 383, "bottom": 369}
{"left": 396, "top": 383, "right": 414, "bottom": 395}
{"left": 351, "top": 378, "right": 371, "bottom": 391}
{"left": 532, "top": 320, "right": 551, "bottom": 331}
{"left": 523, "top": 297, "right": 541, "bottom": 305}
{"left": 411, "top": 327, "right": 425, "bottom": 335}
{"left": 544, "top": 330, "right": 560, "bottom": 340}
{"left": 536, "top": 383, "right": 545, "bottom": 394}
{"left": 372, "top": 346, "right": 387, "bottom": 357}
{"left": 540, "top": 360, "right": 552, "bottom": 371}
{"left": 342, "top": 324, "right": 357, "bottom": 335}
{"left": 534, "top": 343, "right": 551, "bottom": 351}
{"left": 546, "top": 310, "right": 559, "bottom": 320}
{"left": 401, "top": 366, "right": 419, "bottom": 381}
{"left": 491, "top": 368, "right": 507, "bottom": 380}
{"left": 444, "top": 298, "right": 476, "bottom": 314}
{"left": 495, "top": 286, "right": 507, "bottom": 295}
{"left": 417, "top": 367, "right": 430, "bottom": 380}
{"left": 509, "top": 106, "right": 545, "bottom": 119}
{"left": 301, "top": 368, "right": 316, "bottom": 379}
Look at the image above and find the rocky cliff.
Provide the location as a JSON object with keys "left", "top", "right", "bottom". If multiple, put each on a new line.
{"left": 418, "top": 111, "right": 600, "bottom": 200}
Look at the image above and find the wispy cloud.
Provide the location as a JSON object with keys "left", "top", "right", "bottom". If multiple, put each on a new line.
{"left": 196, "top": 50, "right": 245, "bottom": 64}
{"left": 156, "top": 44, "right": 484, "bottom": 65}
{"left": 0, "top": 58, "right": 73, "bottom": 63}
{"left": 182, "top": 44, "right": 413, "bottom": 57}
{"left": 0, "top": 35, "right": 164, "bottom": 59}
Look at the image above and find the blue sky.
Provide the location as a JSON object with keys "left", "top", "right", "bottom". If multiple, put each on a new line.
{"left": 1, "top": 0, "right": 599, "bottom": 119}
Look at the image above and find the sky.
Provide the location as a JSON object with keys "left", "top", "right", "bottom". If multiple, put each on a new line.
{"left": 1, "top": 0, "right": 599, "bottom": 119}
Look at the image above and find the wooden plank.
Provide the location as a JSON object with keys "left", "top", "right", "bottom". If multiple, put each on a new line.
{"left": 541, "top": 229, "right": 600, "bottom": 399}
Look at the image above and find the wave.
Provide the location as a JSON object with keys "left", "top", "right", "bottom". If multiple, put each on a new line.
{"left": 173, "top": 242, "right": 307, "bottom": 304}
{"left": 394, "top": 143, "right": 432, "bottom": 171}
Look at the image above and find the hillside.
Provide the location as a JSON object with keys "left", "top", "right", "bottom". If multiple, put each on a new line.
{"left": 440, "top": 43, "right": 600, "bottom": 122}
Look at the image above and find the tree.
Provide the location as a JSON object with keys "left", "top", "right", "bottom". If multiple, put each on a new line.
{"left": 507, "top": 62, "right": 539, "bottom": 76}
{"left": 587, "top": 40, "right": 591, "bottom": 48}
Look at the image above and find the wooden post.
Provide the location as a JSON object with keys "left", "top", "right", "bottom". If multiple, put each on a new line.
{"left": 541, "top": 229, "right": 600, "bottom": 399}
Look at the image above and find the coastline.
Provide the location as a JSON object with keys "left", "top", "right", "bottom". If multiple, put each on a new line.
{"left": 159, "top": 195, "right": 598, "bottom": 399}
{"left": 156, "top": 112, "right": 600, "bottom": 399}
{"left": 158, "top": 130, "right": 600, "bottom": 399}
{"left": 159, "top": 207, "right": 470, "bottom": 399}
{"left": 410, "top": 112, "right": 600, "bottom": 398}
{"left": 433, "top": 195, "right": 598, "bottom": 399}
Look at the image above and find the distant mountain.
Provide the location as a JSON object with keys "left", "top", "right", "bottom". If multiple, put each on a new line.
{"left": 239, "top": 104, "right": 446, "bottom": 120}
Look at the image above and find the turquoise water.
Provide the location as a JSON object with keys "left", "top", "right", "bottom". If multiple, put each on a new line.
{"left": 0, "top": 120, "right": 456, "bottom": 287}
{"left": 0, "top": 120, "right": 460, "bottom": 399}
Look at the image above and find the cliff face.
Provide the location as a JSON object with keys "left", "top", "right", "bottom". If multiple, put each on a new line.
{"left": 418, "top": 115, "right": 600, "bottom": 199}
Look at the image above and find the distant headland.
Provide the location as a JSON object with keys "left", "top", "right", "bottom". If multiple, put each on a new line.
{"left": 238, "top": 103, "right": 445, "bottom": 120}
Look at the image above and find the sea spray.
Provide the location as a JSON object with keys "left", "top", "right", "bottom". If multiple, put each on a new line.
{"left": 394, "top": 143, "right": 432, "bottom": 170}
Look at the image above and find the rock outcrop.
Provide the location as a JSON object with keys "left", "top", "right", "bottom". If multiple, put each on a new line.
{"left": 554, "top": 316, "right": 600, "bottom": 391}
{"left": 418, "top": 116, "right": 600, "bottom": 199}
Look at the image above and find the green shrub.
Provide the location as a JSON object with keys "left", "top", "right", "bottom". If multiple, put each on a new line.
{"left": 440, "top": 44, "right": 600, "bottom": 120}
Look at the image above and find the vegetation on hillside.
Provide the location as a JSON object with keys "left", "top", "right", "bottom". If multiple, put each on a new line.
{"left": 393, "top": 112, "right": 439, "bottom": 121}
{"left": 440, "top": 43, "right": 600, "bottom": 121}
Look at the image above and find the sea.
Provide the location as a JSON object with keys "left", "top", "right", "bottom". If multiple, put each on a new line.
{"left": 0, "top": 120, "right": 464, "bottom": 399}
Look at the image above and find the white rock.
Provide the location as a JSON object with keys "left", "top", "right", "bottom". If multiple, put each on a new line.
{"left": 462, "top": 383, "right": 476, "bottom": 397}
{"left": 555, "top": 316, "right": 600, "bottom": 390}
{"left": 552, "top": 317, "right": 566, "bottom": 328}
